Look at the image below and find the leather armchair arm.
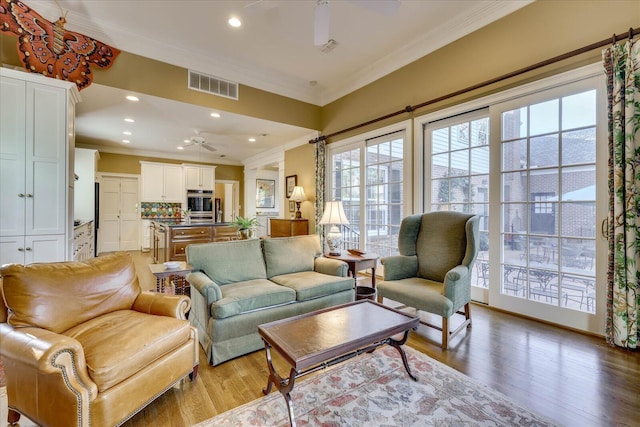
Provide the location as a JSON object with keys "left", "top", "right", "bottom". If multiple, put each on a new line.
{"left": 186, "top": 271, "right": 222, "bottom": 305}
{"left": 381, "top": 255, "right": 418, "bottom": 280}
{"left": 314, "top": 257, "right": 349, "bottom": 277}
{"left": 133, "top": 291, "right": 191, "bottom": 320}
{"left": 0, "top": 322, "right": 98, "bottom": 401}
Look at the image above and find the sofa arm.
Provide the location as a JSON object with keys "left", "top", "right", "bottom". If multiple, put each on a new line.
{"left": 381, "top": 255, "right": 418, "bottom": 280}
{"left": 0, "top": 322, "right": 98, "bottom": 406}
{"left": 133, "top": 291, "right": 191, "bottom": 320}
{"left": 187, "top": 271, "right": 222, "bottom": 304}
{"left": 314, "top": 257, "right": 349, "bottom": 277}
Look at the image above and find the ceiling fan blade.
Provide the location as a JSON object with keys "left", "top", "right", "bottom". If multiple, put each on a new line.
{"left": 202, "top": 144, "right": 217, "bottom": 152}
{"left": 314, "top": 0, "right": 330, "bottom": 46}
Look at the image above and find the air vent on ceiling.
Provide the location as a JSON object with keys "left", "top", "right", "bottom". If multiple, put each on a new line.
{"left": 188, "top": 70, "right": 239, "bottom": 100}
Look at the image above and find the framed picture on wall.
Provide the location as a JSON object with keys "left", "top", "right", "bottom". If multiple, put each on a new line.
{"left": 256, "top": 179, "right": 276, "bottom": 208}
{"left": 289, "top": 201, "right": 295, "bottom": 212}
{"left": 286, "top": 175, "right": 297, "bottom": 198}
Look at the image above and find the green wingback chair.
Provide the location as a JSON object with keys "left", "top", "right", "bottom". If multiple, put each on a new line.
{"left": 377, "top": 211, "right": 480, "bottom": 349}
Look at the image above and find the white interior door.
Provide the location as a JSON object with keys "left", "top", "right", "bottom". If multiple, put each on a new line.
{"left": 99, "top": 175, "right": 139, "bottom": 253}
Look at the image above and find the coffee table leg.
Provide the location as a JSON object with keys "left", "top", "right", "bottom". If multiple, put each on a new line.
{"left": 388, "top": 330, "right": 418, "bottom": 381}
{"left": 262, "top": 341, "right": 299, "bottom": 427}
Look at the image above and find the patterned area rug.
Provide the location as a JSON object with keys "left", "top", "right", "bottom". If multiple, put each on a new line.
{"left": 196, "top": 346, "right": 559, "bottom": 427}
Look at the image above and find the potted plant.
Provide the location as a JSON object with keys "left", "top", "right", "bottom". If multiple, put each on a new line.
{"left": 231, "top": 216, "right": 260, "bottom": 239}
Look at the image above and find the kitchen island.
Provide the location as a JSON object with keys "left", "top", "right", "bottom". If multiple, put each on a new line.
{"left": 151, "top": 220, "right": 239, "bottom": 263}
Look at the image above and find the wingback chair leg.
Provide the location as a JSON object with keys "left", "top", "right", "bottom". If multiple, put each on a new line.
{"left": 465, "top": 303, "right": 472, "bottom": 328}
{"left": 442, "top": 316, "right": 449, "bottom": 350}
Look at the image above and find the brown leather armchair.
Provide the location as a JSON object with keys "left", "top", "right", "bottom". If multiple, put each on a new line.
{"left": 0, "top": 252, "right": 199, "bottom": 427}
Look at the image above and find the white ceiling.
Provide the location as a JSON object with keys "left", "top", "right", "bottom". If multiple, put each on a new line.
{"left": 30, "top": 0, "right": 531, "bottom": 164}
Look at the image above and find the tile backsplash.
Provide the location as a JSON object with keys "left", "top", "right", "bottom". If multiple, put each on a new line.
{"left": 141, "top": 202, "right": 182, "bottom": 218}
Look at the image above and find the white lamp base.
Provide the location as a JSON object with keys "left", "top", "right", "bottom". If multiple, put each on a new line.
{"left": 326, "top": 226, "right": 342, "bottom": 256}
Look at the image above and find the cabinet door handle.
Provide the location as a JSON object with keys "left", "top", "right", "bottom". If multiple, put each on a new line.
{"left": 26, "top": 194, "right": 33, "bottom": 198}
{"left": 200, "top": 231, "right": 204, "bottom": 234}
{"left": 18, "top": 193, "right": 25, "bottom": 197}
{"left": 18, "top": 247, "right": 24, "bottom": 252}
{"left": 25, "top": 247, "right": 32, "bottom": 251}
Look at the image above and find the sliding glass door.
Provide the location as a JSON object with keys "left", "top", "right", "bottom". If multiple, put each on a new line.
{"left": 418, "top": 67, "right": 606, "bottom": 333}
{"left": 328, "top": 125, "right": 410, "bottom": 263}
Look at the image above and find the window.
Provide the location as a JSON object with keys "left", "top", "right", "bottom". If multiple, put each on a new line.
{"left": 328, "top": 127, "right": 408, "bottom": 260}
{"left": 416, "top": 65, "right": 605, "bottom": 334}
{"left": 425, "top": 111, "right": 490, "bottom": 288}
{"left": 500, "top": 89, "right": 597, "bottom": 313}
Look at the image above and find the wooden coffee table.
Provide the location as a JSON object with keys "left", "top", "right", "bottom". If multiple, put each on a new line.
{"left": 258, "top": 300, "right": 419, "bottom": 427}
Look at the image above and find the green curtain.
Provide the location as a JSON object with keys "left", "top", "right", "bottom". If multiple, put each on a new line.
{"left": 603, "top": 38, "right": 640, "bottom": 349}
{"left": 314, "top": 139, "right": 326, "bottom": 240}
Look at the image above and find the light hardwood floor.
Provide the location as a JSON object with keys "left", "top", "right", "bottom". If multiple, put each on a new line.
{"left": 6, "top": 251, "right": 639, "bottom": 427}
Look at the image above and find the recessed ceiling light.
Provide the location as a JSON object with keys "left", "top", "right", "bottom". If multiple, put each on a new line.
{"left": 177, "top": 146, "right": 184, "bottom": 150}
{"left": 248, "top": 138, "right": 256, "bottom": 142}
{"left": 122, "top": 140, "right": 130, "bottom": 144}
{"left": 125, "top": 95, "right": 139, "bottom": 102}
{"left": 183, "top": 139, "right": 190, "bottom": 143}
{"left": 123, "top": 131, "right": 132, "bottom": 135}
{"left": 228, "top": 17, "right": 241, "bottom": 27}
{"left": 210, "top": 112, "right": 221, "bottom": 118}
{"left": 124, "top": 118, "right": 135, "bottom": 123}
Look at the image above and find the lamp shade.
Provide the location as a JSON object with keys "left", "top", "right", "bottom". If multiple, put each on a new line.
{"left": 290, "top": 186, "right": 307, "bottom": 202}
{"left": 319, "top": 201, "right": 349, "bottom": 225}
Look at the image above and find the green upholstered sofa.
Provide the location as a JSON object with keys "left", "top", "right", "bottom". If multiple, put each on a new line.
{"left": 186, "top": 235, "right": 355, "bottom": 365}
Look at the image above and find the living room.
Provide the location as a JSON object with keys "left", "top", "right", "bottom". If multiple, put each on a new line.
{"left": 1, "top": 0, "right": 638, "bottom": 426}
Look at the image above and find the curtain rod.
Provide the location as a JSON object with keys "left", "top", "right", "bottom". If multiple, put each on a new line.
{"left": 309, "top": 26, "right": 639, "bottom": 145}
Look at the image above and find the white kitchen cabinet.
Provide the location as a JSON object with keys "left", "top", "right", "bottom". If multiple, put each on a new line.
{"left": 184, "top": 164, "right": 216, "bottom": 191}
{"left": 0, "top": 68, "right": 79, "bottom": 266}
{"left": 140, "top": 162, "right": 184, "bottom": 202}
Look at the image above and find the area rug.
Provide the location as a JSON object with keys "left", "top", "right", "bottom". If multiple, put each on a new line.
{"left": 195, "top": 346, "right": 559, "bottom": 427}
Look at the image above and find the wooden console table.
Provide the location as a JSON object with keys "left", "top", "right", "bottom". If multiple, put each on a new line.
{"left": 270, "top": 219, "right": 308, "bottom": 237}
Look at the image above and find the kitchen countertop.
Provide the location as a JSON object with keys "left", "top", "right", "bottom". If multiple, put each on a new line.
{"left": 74, "top": 219, "right": 94, "bottom": 228}
{"left": 150, "top": 219, "right": 232, "bottom": 227}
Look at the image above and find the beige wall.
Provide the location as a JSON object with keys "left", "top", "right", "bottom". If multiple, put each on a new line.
{"left": 321, "top": 1, "right": 639, "bottom": 138}
{"left": 0, "top": 34, "right": 320, "bottom": 131}
{"left": 284, "top": 143, "right": 317, "bottom": 233}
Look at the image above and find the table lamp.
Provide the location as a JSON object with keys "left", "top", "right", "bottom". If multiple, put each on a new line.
{"left": 319, "top": 200, "right": 349, "bottom": 256}
{"left": 290, "top": 186, "right": 307, "bottom": 219}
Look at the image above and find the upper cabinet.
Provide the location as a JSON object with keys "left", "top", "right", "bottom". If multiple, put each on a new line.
{"left": 0, "top": 68, "right": 80, "bottom": 265}
{"left": 140, "top": 162, "right": 184, "bottom": 202}
{"left": 184, "top": 164, "right": 216, "bottom": 191}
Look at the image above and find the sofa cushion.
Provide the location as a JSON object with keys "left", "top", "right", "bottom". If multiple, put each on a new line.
{"left": 211, "top": 279, "right": 296, "bottom": 319}
{"left": 270, "top": 271, "right": 354, "bottom": 301}
{"left": 0, "top": 253, "right": 139, "bottom": 334}
{"left": 187, "top": 239, "right": 267, "bottom": 285}
{"left": 262, "top": 235, "right": 322, "bottom": 278}
{"left": 63, "top": 310, "right": 192, "bottom": 392}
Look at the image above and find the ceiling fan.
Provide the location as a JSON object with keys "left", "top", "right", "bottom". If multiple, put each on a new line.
{"left": 246, "top": 0, "right": 400, "bottom": 47}
{"left": 180, "top": 132, "right": 217, "bottom": 152}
